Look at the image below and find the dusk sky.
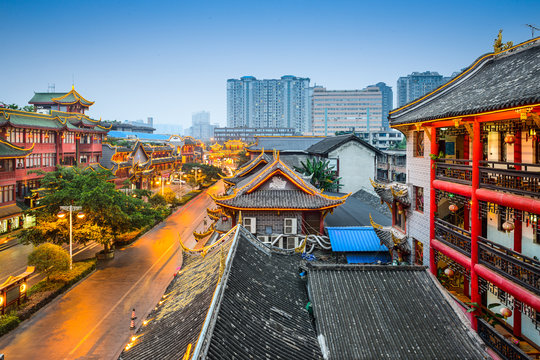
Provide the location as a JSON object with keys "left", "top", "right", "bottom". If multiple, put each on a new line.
{"left": 1, "top": 0, "right": 539, "bottom": 130}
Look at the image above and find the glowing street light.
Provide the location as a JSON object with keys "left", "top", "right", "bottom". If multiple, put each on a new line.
{"left": 58, "top": 205, "right": 84, "bottom": 270}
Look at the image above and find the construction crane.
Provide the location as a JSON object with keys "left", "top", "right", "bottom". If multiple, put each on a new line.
{"left": 525, "top": 24, "right": 540, "bottom": 38}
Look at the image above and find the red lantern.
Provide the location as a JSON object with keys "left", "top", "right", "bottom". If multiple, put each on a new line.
{"left": 444, "top": 268, "right": 454, "bottom": 277}
{"left": 500, "top": 307, "right": 512, "bottom": 319}
{"left": 449, "top": 204, "right": 458, "bottom": 212}
{"left": 502, "top": 221, "right": 515, "bottom": 233}
{"left": 504, "top": 135, "right": 515, "bottom": 144}
{"left": 397, "top": 203, "right": 403, "bottom": 215}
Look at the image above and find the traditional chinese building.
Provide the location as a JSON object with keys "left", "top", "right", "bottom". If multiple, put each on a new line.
{"left": 372, "top": 38, "right": 540, "bottom": 355}
{"left": 179, "top": 136, "right": 204, "bottom": 163}
{"left": 100, "top": 141, "right": 181, "bottom": 189}
{"left": 211, "top": 152, "right": 349, "bottom": 249}
{"left": 0, "top": 91, "right": 109, "bottom": 234}
{"left": 29, "top": 86, "right": 94, "bottom": 114}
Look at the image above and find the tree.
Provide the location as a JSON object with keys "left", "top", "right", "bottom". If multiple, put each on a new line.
{"left": 149, "top": 193, "right": 167, "bottom": 207}
{"left": 236, "top": 150, "right": 250, "bottom": 167}
{"left": 19, "top": 167, "right": 160, "bottom": 250}
{"left": 294, "top": 158, "right": 342, "bottom": 192}
{"left": 162, "top": 187, "right": 177, "bottom": 204}
{"left": 28, "top": 243, "right": 69, "bottom": 281}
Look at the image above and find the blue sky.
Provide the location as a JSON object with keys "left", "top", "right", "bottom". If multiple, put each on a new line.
{"left": 1, "top": 0, "right": 539, "bottom": 130}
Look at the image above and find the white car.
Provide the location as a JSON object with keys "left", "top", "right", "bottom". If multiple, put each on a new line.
{"left": 171, "top": 179, "right": 186, "bottom": 185}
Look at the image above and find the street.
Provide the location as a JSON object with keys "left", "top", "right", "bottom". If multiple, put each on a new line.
{"left": 0, "top": 181, "right": 223, "bottom": 360}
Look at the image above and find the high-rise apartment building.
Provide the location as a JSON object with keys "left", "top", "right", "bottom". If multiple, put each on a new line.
{"left": 372, "top": 82, "right": 393, "bottom": 129}
{"left": 397, "top": 71, "right": 449, "bottom": 107}
{"left": 227, "top": 75, "right": 311, "bottom": 133}
{"left": 189, "top": 111, "right": 216, "bottom": 141}
{"left": 311, "top": 86, "right": 383, "bottom": 136}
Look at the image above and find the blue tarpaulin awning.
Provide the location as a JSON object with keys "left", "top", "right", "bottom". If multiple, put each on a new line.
{"left": 326, "top": 226, "right": 388, "bottom": 252}
{"left": 346, "top": 253, "right": 392, "bottom": 264}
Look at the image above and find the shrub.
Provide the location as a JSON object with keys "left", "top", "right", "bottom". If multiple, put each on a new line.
{"left": 28, "top": 243, "right": 70, "bottom": 281}
{"left": 0, "top": 313, "right": 20, "bottom": 336}
{"left": 149, "top": 194, "right": 167, "bottom": 207}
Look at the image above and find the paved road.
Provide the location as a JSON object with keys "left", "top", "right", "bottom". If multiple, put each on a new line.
{"left": 0, "top": 241, "right": 102, "bottom": 287}
{"left": 0, "top": 181, "right": 223, "bottom": 360}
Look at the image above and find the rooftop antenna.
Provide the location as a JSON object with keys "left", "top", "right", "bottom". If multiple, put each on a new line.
{"left": 525, "top": 24, "right": 540, "bottom": 38}
{"left": 47, "top": 83, "right": 55, "bottom": 93}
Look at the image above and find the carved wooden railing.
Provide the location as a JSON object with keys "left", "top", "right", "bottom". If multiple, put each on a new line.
{"left": 434, "top": 218, "right": 471, "bottom": 256}
{"left": 435, "top": 159, "right": 473, "bottom": 185}
{"left": 478, "top": 236, "right": 540, "bottom": 295}
{"left": 477, "top": 319, "right": 532, "bottom": 360}
{"left": 479, "top": 160, "right": 540, "bottom": 199}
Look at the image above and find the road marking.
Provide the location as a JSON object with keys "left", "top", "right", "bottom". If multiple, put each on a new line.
{"left": 66, "top": 190, "right": 212, "bottom": 358}
{"left": 66, "top": 237, "right": 179, "bottom": 358}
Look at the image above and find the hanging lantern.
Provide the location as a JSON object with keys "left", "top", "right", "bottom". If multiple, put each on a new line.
{"left": 222, "top": 216, "right": 228, "bottom": 222}
{"left": 397, "top": 203, "right": 403, "bottom": 215}
{"left": 449, "top": 204, "right": 458, "bottom": 212}
{"left": 500, "top": 307, "right": 512, "bottom": 319}
{"left": 504, "top": 135, "right": 515, "bottom": 144}
{"left": 502, "top": 221, "right": 515, "bottom": 233}
{"left": 76, "top": 135, "right": 81, "bottom": 140}
{"left": 444, "top": 268, "right": 454, "bottom": 277}
{"left": 44, "top": 133, "right": 49, "bottom": 139}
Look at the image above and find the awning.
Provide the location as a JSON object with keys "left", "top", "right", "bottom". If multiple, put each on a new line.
{"left": 326, "top": 226, "right": 389, "bottom": 252}
{"left": 346, "top": 252, "right": 392, "bottom": 264}
{"left": 0, "top": 204, "right": 23, "bottom": 221}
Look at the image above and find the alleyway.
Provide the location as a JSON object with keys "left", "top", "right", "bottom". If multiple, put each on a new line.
{"left": 0, "top": 181, "right": 224, "bottom": 360}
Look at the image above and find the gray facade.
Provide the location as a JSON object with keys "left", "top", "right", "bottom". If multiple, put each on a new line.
{"left": 213, "top": 127, "right": 300, "bottom": 144}
{"left": 373, "top": 82, "right": 393, "bottom": 129}
{"left": 397, "top": 71, "right": 448, "bottom": 107}
{"left": 227, "top": 75, "right": 311, "bottom": 133}
{"left": 188, "top": 111, "right": 216, "bottom": 141}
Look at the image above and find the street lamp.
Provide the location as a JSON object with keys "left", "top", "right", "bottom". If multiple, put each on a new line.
{"left": 57, "top": 205, "right": 84, "bottom": 270}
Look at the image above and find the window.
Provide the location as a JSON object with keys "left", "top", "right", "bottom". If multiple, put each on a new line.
{"left": 243, "top": 217, "right": 256, "bottom": 234}
{"left": 393, "top": 201, "right": 406, "bottom": 231}
{"left": 414, "top": 186, "right": 424, "bottom": 213}
{"left": 414, "top": 239, "right": 424, "bottom": 265}
{"left": 414, "top": 131, "right": 424, "bottom": 157}
{"left": 0, "top": 185, "right": 14, "bottom": 203}
{"left": 7, "top": 128, "right": 24, "bottom": 143}
{"left": 500, "top": 133, "right": 507, "bottom": 162}
{"left": 284, "top": 218, "right": 297, "bottom": 234}
{"left": 286, "top": 236, "right": 297, "bottom": 249}
{"left": 0, "top": 159, "right": 13, "bottom": 173}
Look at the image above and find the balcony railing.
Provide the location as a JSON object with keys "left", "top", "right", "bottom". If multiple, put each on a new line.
{"left": 477, "top": 319, "right": 531, "bottom": 360}
{"left": 478, "top": 236, "right": 540, "bottom": 295}
{"left": 435, "top": 159, "right": 472, "bottom": 185}
{"left": 479, "top": 160, "right": 540, "bottom": 199}
{"left": 434, "top": 218, "right": 471, "bottom": 256}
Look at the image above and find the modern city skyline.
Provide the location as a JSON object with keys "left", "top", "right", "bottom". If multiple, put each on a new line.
{"left": 227, "top": 75, "right": 311, "bottom": 133}
{"left": 396, "top": 71, "right": 452, "bottom": 107}
{"left": 2, "top": 1, "right": 537, "bottom": 130}
{"left": 311, "top": 85, "right": 383, "bottom": 136}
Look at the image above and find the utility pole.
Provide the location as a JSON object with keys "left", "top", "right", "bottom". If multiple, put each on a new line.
{"left": 58, "top": 205, "right": 84, "bottom": 270}
{"left": 526, "top": 24, "right": 539, "bottom": 38}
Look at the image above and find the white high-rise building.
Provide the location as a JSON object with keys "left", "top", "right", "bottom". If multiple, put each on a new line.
{"left": 227, "top": 75, "right": 311, "bottom": 133}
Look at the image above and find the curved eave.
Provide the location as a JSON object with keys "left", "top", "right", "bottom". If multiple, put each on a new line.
{"left": 212, "top": 201, "right": 346, "bottom": 212}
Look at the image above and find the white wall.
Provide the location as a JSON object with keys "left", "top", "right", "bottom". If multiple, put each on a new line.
{"left": 405, "top": 129, "right": 431, "bottom": 266}
{"left": 327, "top": 141, "right": 377, "bottom": 195}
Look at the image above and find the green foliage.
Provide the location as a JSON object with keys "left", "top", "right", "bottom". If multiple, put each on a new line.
{"left": 465, "top": 301, "right": 503, "bottom": 326}
{"left": 0, "top": 313, "right": 20, "bottom": 336}
{"left": 236, "top": 150, "right": 250, "bottom": 167}
{"left": 28, "top": 243, "right": 70, "bottom": 280}
{"left": 182, "top": 163, "right": 224, "bottom": 180}
{"left": 390, "top": 138, "right": 406, "bottom": 150}
{"left": 18, "top": 167, "right": 160, "bottom": 250}
{"left": 149, "top": 193, "right": 167, "bottom": 207}
{"left": 133, "top": 188, "right": 152, "bottom": 199}
{"left": 162, "top": 187, "right": 177, "bottom": 204}
{"left": 294, "top": 158, "right": 342, "bottom": 192}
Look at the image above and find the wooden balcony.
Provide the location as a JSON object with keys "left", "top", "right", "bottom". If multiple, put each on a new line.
{"left": 478, "top": 236, "right": 540, "bottom": 295}
{"left": 477, "top": 319, "right": 532, "bottom": 360}
{"left": 435, "top": 159, "right": 473, "bottom": 185}
{"left": 480, "top": 160, "right": 540, "bottom": 199}
{"left": 434, "top": 218, "right": 471, "bottom": 256}
{"left": 79, "top": 143, "right": 102, "bottom": 153}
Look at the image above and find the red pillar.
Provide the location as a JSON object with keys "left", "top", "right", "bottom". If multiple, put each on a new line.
{"left": 513, "top": 130, "right": 522, "bottom": 337}
{"left": 429, "top": 127, "right": 438, "bottom": 274}
{"left": 470, "top": 120, "right": 481, "bottom": 331}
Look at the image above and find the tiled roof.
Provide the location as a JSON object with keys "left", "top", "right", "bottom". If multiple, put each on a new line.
{"left": 390, "top": 38, "right": 540, "bottom": 125}
{"left": 307, "top": 264, "right": 489, "bottom": 359}
{"left": 50, "top": 88, "right": 94, "bottom": 106}
{"left": 307, "top": 134, "right": 381, "bottom": 155}
{"left": 0, "top": 140, "right": 34, "bottom": 158}
{"left": 0, "top": 203, "right": 23, "bottom": 220}
{"left": 28, "top": 92, "right": 67, "bottom": 104}
{"left": 120, "top": 235, "right": 233, "bottom": 360}
{"left": 214, "top": 155, "right": 348, "bottom": 210}
{"left": 223, "top": 153, "right": 271, "bottom": 185}
{"left": 200, "top": 227, "right": 322, "bottom": 359}
{"left": 217, "top": 189, "right": 344, "bottom": 209}
{"left": 0, "top": 109, "right": 109, "bottom": 132}
{"left": 326, "top": 226, "right": 388, "bottom": 252}
{"left": 247, "top": 136, "right": 325, "bottom": 152}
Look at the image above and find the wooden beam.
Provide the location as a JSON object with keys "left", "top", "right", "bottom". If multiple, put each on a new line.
{"left": 423, "top": 126, "right": 432, "bottom": 142}
{"left": 531, "top": 112, "right": 540, "bottom": 128}
{"left": 463, "top": 122, "right": 474, "bottom": 141}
